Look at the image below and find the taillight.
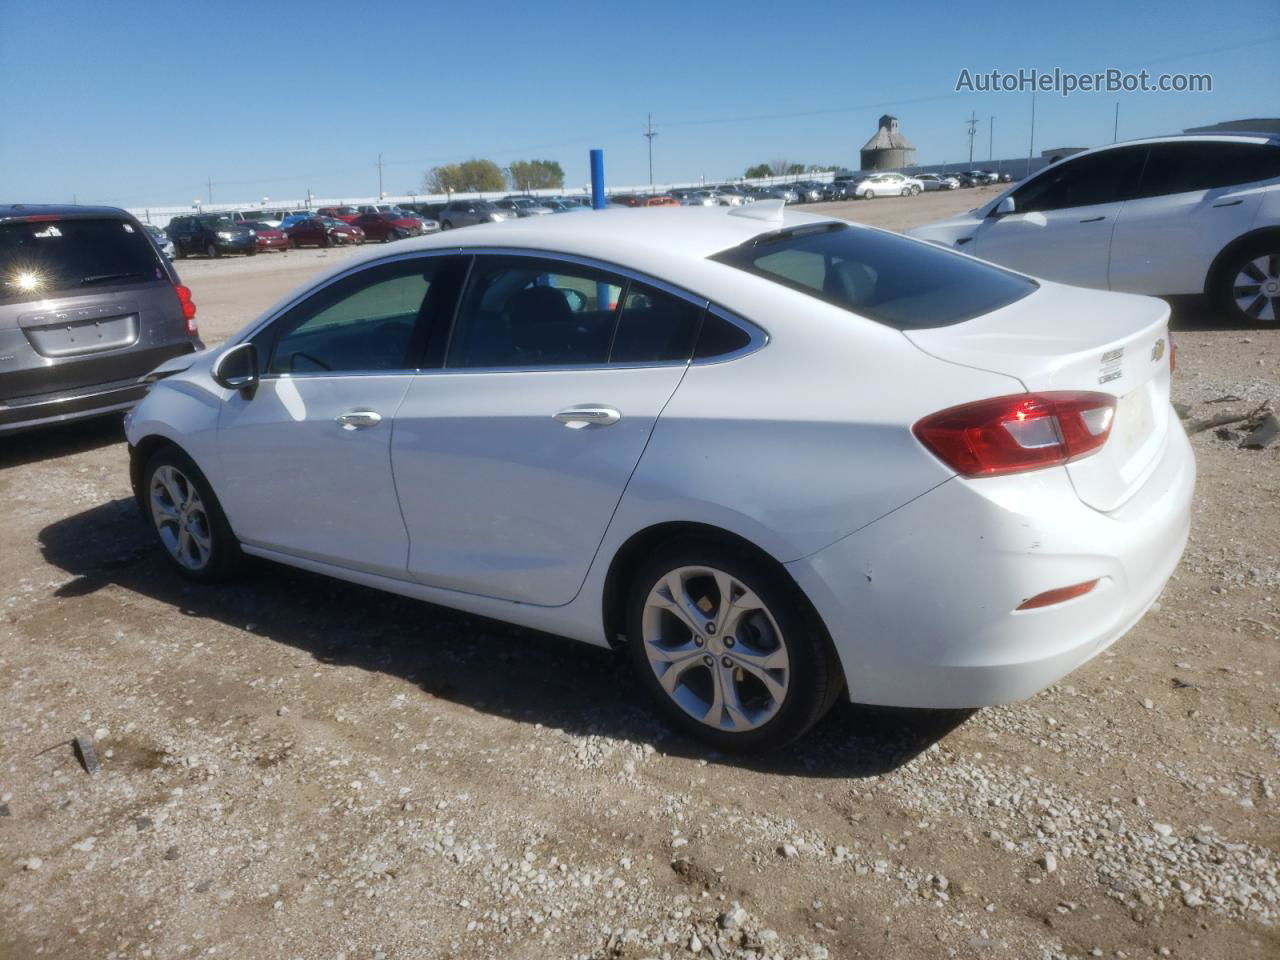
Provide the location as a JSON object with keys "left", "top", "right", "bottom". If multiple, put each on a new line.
{"left": 1168, "top": 331, "right": 1176, "bottom": 373}
{"left": 913, "top": 391, "right": 1116, "bottom": 477}
{"left": 174, "top": 284, "right": 198, "bottom": 335}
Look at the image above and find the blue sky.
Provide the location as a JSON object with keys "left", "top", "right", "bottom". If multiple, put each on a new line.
{"left": 1, "top": 0, "right": 1276, "bottom": 207}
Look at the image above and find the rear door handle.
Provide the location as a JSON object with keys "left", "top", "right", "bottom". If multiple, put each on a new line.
{"left": 554, "top": 406, "right": 621, "bottom": 428}
{"left": 1079, "top": 216, "right": 1106, "bottom": 223}
{"left": 335, "top": 409, "right": 383, "bottom": 430}
{"left": 1212, "top": 199, "right": 1243, "bottom": 208}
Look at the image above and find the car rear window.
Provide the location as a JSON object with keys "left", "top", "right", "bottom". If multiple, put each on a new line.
{"left": 0, "top": 217, "right": 166, "bottom": 304}
{"left": 710, "top": 222, "right": 1036, "bottom": 328}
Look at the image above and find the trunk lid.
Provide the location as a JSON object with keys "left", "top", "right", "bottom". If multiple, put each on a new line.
{"left": 905, "top": 281, "right": 1173, "bottom": 512}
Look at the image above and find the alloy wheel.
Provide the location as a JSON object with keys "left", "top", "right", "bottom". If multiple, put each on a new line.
{"left": 641, "top": 565, "right": 790, "bottom": 732}
{"left": 150, "top": 465, "right": 213, "bottom": 571}
{"left": 1233, "top": 254, "right": 1280, "bottom": 323}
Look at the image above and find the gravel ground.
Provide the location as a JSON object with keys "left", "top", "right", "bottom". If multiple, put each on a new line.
{"left": 1, "top": 190, "right": 1276, "bottom": 960}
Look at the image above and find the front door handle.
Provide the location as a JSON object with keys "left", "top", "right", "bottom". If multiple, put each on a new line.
{"left": 554, "top": 406, "right": 621, "bottom": 428}
{"left": 1079, "top": 215, "right": 1106, "bottom": 223}
{"left": 335, "top": 409, "right": 383, "bottom": 430}
{"left": 1212, "top": 199, "right": 1243, "bottom": 208}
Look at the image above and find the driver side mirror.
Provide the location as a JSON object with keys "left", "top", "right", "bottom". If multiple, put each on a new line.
{"left": 992, "top": 196, "right": 1016, "bottom": 217}
{"left": 211, "top": 341, "right": 259, "bottom": 396}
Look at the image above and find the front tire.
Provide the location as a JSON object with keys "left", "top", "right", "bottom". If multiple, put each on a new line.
{"left": 625, "top": 539, "right": 843, "bottom": 753}
{"left": 142, "top": 446, "right": 242, "bottom": 582}
{"left": 206, "top": 243, "right": 220, "bottom": 259}
{"left": 440, "top": 220, "right": 453, "bottom": 231}
{"left": 1214, "top": 239, "right": 1280, "bottom": 325}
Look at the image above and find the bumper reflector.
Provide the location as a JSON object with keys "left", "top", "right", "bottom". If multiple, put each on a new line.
{"left": 1016, "top": 579, "right": 1099, "bottom": 611}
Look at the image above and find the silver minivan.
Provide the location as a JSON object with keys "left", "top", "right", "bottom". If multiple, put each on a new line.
{"left": 0, "top": 204, "right": 203, "bottom": 433}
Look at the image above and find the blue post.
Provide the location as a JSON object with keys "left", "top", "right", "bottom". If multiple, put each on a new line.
{"left": 590, "top": 149, "right": 605, "bottom": 210}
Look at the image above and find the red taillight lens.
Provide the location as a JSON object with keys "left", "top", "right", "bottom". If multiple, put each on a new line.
{"left": 913, "top": 391, "right": 1116, "bottom": 477}
{"left": 174, "top": 284, "right": 198, "bottom": 335}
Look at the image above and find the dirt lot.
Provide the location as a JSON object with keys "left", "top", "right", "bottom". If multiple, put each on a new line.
{"left": 1, "top": 191, "right": 1276, "bottom": 960}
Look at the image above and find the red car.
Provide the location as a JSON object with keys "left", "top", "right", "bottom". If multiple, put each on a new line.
{"left": 352, "top": 212, "right": 427, "bottom": 243}
{"left": 317, "top": 206, "right": 360, "bottom": 223}
{"left": 244, "top": 221, "right": 289, "bottom": 253}
{"left": 284, "top": 217, "right": 364, "bottom": 248}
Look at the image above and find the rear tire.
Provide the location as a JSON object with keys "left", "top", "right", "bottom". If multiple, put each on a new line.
{"left": 142, "top": 446, "right": 242, "bottom": 583}
{"left": 440, "top": 220, "right": 453, "bottom": 230}
{"left": 625, "top": 538, "right": 843, "bottom": 753}
{"left": 290, "top": 238, "right": 300, "bottom": 249}
{"left": 174, "top": 242, "right": 186, "bottom": 259}
{"left": 1212, "top": 238, "right": 1280, "bottom": 325}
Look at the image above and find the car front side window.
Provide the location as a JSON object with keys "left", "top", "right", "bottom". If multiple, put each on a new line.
{"left": 1009, "top": 147, "right": 1147, "bottom": 213}
{"left": 263, "top": 258, "right": 443, "bottom": 375}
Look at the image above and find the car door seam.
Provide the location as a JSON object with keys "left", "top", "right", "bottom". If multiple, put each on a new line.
{"left": 558, "top": 360, "right": 695, "bottom": 609}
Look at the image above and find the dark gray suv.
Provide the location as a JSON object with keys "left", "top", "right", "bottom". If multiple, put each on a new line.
{"left": 0, "top": 204, "right": 203, "bottom": 433}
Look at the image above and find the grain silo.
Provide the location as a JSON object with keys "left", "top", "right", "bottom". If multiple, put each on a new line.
{"left": 860, "top": 115, "right": 916, "bottom": 171}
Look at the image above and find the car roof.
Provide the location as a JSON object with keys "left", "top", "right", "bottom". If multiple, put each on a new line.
{"left": 1079, "top": 132, "right": 1278, "bottom": 155}
{"left": 0, "top": 203, "right": 135, "bottom": 223}
{"left": 332, "top": 205, "right": 839, "bottom": 272}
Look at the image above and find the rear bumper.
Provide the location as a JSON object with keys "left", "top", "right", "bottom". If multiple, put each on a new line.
{"left": 786, "top": 425, "right": 1195, "bottom": 708}
{"left": 0, "top": 340, "right": 200, "bottom": 433}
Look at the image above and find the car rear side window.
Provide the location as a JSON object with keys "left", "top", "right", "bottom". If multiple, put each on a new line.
{"left": 1135, "top": 142, "right": 1280, "bottom": 198}
{"left": 0, "top": 217, "right": 166, "bottom": 304}
{"left": 711, "top": 223, "right": 1035, "bottom": 328}
{"left": 609, "top": 282, "right": 703, "bottom": 364}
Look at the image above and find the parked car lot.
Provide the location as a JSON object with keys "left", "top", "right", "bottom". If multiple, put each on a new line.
{"left": 0, "top": 187, "right": 1275, "bottom": 960}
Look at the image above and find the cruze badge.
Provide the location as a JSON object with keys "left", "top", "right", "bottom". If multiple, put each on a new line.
{"left": 1151, "top": 338, "right": 1166, "bottom": 363}
{"left": 1098, "top": 347, "right": 1124, "bottom": 385}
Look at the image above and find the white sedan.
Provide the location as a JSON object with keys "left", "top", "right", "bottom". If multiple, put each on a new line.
{"left": 125, "top": 202, "right": 1193, "bottom": 752}
{"left": 908, "top": 134, "right": 1280, "bottom": 324}
{"left": 854, "top": 172, "right": 923, "bottom": 198}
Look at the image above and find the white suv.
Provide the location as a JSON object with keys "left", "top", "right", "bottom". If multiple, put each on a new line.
{"left": 909, "top": 134, "right": 1280, "bottom": 323}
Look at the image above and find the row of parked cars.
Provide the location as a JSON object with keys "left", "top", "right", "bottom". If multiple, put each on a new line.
{"left": 145, "top": 169, "right": 1019, "bottom": 263}
{"left": 613, "top": 169, "right": 1016, "bottom": 208}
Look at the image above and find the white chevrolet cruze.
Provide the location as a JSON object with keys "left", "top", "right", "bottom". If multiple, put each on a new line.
{"left": 908, "top": 134, "right": 1280, "bottom": 324}
{"left": 125, "top": 202, "right": 1194, "bottom": 751}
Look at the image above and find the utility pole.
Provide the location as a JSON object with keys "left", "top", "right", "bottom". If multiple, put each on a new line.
{"left": 207, "top": 176, "right": 213, "bottom": 204}
{"left": 377, "top": 153, "right": 384, "bottom": 198}
{"left": 644, "top": 114, "right": 657, "bottom": 189}
{"left": 966, "top": 112, "right": 979, "bottom": 165}
{"left": 989, "top": 116, "right": 995, "bottom": 162}
{"left": 1113, "top": 102, "right": 1120, "bottom": 143}
{"left": 1026, "top": 91, "right": 1037, "bottom": 178}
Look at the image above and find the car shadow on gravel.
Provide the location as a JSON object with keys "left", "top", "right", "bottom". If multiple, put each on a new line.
{"left": 0, "top": 415, "right": 126, "bottom": 469}
{"left": 39, "top": 497, "right": 972, "bottom": 780}
{"left": 1164, "top": 295, "right": 1258, "bottom": 333}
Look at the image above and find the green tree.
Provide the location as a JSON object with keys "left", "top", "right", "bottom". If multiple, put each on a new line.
{"left": 744, "top": 163, "right": 772, "bottom": 179}
{"left": 422, "top": 158, "right": 506, "bottom": 194}
{"left": 508, "top": 159, "right": 564, "bottom": 191}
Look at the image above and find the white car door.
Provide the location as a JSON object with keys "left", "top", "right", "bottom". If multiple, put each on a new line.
{"left": 391, "top": 253, "right": 705, "bottom": 606}
{"left": 216, "top": 255, "right": 456, "bottom": 579}
{"left": 969, "top": 146, "right": 1148, "bottom": 290}
{"left": 1109, "top": 140, "right": 1274, "bottom": 296}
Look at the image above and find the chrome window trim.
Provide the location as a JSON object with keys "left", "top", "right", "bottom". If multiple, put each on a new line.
{"left": 235, "top": 244, "right": 769, "bottom": 380}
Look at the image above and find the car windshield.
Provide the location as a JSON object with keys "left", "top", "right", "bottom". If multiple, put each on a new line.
{"left": 474, "top": 202, "right": 497, "bottom": 211}
{"left": 0, "top": 216, "right": 164, "bottom": 303}
{"left": 198, "top": 216, "right": 236, "bottom": 228}
{"left": 711, "top": 222, "right": 1036, "bottom": 329}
